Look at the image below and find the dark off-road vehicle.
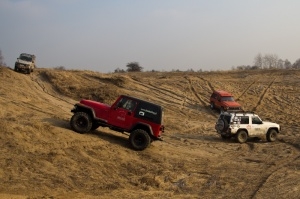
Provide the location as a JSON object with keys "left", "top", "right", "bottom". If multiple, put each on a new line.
{"left": 14, "top": 53, "right": 36, "bottom": 74}
{"left": 70, "top": 95, "right": 164, "bottom": 150}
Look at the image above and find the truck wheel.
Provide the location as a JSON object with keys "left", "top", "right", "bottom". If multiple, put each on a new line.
{"left": 129, "top": 129, "right": 151, "bottom": 150}
{"left": 266, "top": 129, "right": 277, "bottom": 142}
{"left": 236, "top": 130, "right": 248, "bottom": 143}
{"left": 70, "top": 112, "right": 92, "bottom": 134}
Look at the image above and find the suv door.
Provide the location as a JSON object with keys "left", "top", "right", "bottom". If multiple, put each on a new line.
{"left": 109, "top": 97, "right": 137, "bottom": 130}
{"left": 248, "top": 116, "right": 264, "bottom": 136}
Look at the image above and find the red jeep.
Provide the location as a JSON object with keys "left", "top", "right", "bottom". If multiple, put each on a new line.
{"left": 209, "top": 90, "right": 242, "bottom": 112}
{"left": 70, "top": 95, "right": 164, "bottom": 150}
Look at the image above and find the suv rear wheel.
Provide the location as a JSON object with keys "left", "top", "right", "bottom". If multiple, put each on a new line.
{"left": 129, "top": 129, "right": 151, "bottom": 150}
{"left": 236, "top": 130, "right": 248, "bottom": 143}
{"left": 70, "top": 112, "right": 92, "bottom": 134}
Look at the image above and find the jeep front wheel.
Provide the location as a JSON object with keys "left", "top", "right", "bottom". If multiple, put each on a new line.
{"left": 236, "top": 130, "right": 248, "bottom": 143}
{"left": 70, "top": 112, "right": 92, "bottom": 134}
{"left": 129, "top": 129, "right": 151, "bottom": 150}
{"left": 266, "top": 129, "right": 277, "bottom": 142}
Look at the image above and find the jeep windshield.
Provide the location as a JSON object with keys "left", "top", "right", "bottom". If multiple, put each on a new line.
{"left": 221, "top": 96, "right": 234, "bottom": 101}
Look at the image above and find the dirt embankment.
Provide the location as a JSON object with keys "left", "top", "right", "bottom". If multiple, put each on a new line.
{"left": 0, "top": 66, "right": 300, "bottom": 198}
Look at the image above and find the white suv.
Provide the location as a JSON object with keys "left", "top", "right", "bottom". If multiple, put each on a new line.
{"left": 215, "top": 111, "right": 280, "bottom": 143}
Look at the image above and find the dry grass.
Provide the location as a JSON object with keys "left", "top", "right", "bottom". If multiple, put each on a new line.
{"left": 1, "top": 66, "right": 300, "bottom": 198}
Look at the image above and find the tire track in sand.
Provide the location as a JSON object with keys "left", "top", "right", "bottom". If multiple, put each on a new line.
{"left": 252, "top": 77, "right": 276, "bottom": 112}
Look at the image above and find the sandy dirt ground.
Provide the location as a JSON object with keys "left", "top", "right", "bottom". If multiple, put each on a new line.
{"left": 0, "top": 66, "right": 300, "bottom": 199}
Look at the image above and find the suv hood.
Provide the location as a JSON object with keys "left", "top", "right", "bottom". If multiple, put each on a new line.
{"left": 80, "top": 100, "right": 111, "bottom": 111}
{"left": 16, "top": 59, "right": 31, "bottom": 65}
{"left": 222, "top": 101, "right": 241, "bottom": 108}
{"left": 263, "top": 121, "right": 280, "bottom": 128}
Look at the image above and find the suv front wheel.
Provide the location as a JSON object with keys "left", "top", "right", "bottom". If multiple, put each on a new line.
{"left": 129, "top": 129, "right": 151, "bottom": 150}
{"left": 266, "top": 129, "right": 277, "bottom": 142}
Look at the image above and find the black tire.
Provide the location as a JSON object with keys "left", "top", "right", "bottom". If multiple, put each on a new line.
{"left": 215, "top": 119, "right": 229, "bottom": 132}
{"left": 236, "top": 130, "right": 248, "bottom": 143}
{"left": 221, "top": 134, "right": 232, "bottom": 140}
{"left": 129, "top": 129, "right": 151, "bottom": 150}
{"left": 70, "top": 112, "right": 92, "bottom": 134}
{"left": 210, "top": 102, "right": 215, "bottom": 110}
{"left": 266, "top": 129, "right": 277, "bottom": 142}
{"left": 14, "top": 66, "right": 18, "bottom": 72}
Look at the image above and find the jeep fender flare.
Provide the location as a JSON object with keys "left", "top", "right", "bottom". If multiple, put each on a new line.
{"left": 72, "top": 103, "right": 97, "bottom": 120}
{"left": 130, "top": 122, "right": 154, "bottom": 137}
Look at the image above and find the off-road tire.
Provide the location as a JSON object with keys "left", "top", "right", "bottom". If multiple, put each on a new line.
{"left": 129, "top": 129, "right": 151, "bottom": 150}
{"left": 215, "top": 119, "right": 229, "bottom": 132}
{"left": 236, "top": 130, "right": 248, "bottom": 143}
{"left": 70, "top": 112, "right": 92, "bottom": 134}
{"left": 266, "top": 129, "right": 277, "bottom": 142}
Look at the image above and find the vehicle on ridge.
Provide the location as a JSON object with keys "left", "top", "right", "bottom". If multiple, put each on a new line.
{"left": 209, "top": 90, "right": 242, "bottom": 112}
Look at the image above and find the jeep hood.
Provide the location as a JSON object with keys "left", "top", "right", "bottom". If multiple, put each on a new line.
{"left": 222, "top": 101, "right": 241, "bottom": 107}
{"left": 16, "top": 59, "right": 31, "bottom": 65}
{"left": 80, "top": 100, "right": 111, "bottom": 111}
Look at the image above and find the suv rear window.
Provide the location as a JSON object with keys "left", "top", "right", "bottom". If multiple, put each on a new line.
{"left": 134, "top": 102, "right": 162, "bottom": 124}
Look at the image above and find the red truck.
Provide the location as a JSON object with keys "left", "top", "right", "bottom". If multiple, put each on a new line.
{"left": 70, "top": 95, "right": 164, "bottom": 150}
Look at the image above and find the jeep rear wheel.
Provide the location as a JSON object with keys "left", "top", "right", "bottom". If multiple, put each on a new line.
{"left": 70, "top": 112, "right": 92, "bottom": 134}
{"left": 236, "top": 130, "right": 248, "bottom": 143}
{"left": 129, "top": 129, "right": 151, "bottom": 151}
{"left": 266, "top": 129, "right": 277, "bottom": 142}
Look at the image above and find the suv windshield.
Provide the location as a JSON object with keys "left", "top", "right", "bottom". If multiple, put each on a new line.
{"left": 221, "top": 96, "right": 234, "bottom": 101}
{"left": 20, "top": 55, "right": 32, "bottom": 62}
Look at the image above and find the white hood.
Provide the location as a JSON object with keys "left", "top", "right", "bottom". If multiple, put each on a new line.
{"left": 17, "top": 59, "right": 31, "bottom": 65}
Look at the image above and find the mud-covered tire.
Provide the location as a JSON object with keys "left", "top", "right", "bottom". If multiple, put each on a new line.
{"left": 266, "top": 129, "right": 277, "bottom": 142}
{"left": 236, "top": 130, "right": 248, "bottom": 143}
{"left": 129, "top": 129, "right": 151, "bottom": 150}
{"left": 70, "top": 112, "right": 92, "bottom": 134}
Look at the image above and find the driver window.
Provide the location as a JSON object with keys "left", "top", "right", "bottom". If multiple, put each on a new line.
{"left": 118, "top": 98, "right": 137, "bottom": 111}
{"left": 252, "top": 116, "right": 261, "bottom": 124}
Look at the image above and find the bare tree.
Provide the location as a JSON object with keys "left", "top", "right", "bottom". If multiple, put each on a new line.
{"left": 262, "top": 54, "right": 279, "bottom": 69}
{"left": 0, "top": 49, "right": 3, "bottom": 66}
{"left": 253, "top": 53, "right": 263, "bottom": 69}
{"left": 126, "top": 62, "right": 143, "bottom": 72}
{"left": 284, "top": 59, "right": 292, "bottom": 69}
{"left": 292, "top": 58, "right": 300, "bottom": 69}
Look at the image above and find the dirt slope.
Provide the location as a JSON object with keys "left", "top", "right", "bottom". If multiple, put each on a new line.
{"left": 0, "top": 66, "right": 300, "bottom": 199}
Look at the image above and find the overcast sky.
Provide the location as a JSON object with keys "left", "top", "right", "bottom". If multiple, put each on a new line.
{"left": 0, "top": 0, "right": 299, "bottom": 73}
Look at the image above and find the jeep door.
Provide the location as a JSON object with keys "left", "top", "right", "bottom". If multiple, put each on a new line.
{"left": 108, "top": 97, "right": 137, "bottom": 130}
